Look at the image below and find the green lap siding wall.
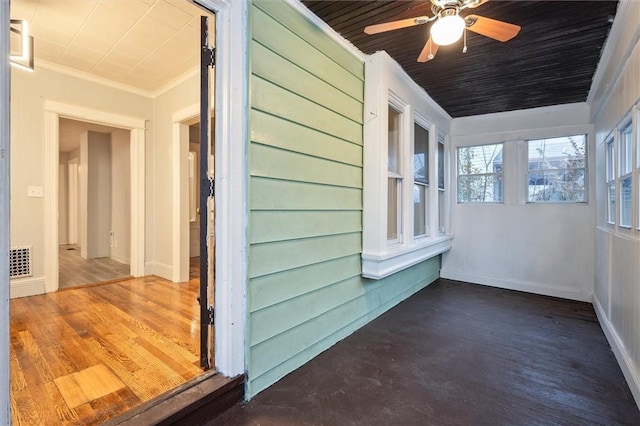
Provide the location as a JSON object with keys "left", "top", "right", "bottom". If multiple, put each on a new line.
{"left": 248, "top": 0, "right": 441, "bottom": 397}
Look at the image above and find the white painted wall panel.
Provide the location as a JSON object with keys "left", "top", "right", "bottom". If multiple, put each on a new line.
{"left": 111, "top": 129, "right": 131, "bottom": 264}
{"left": 590, "top": 0, "right": 640, "bottom": 408}
{"left": 442, "top": 104, "right": 595, "bottom": 302}
{"left": 10, "top": 66, "right": 152, "bottom": 285}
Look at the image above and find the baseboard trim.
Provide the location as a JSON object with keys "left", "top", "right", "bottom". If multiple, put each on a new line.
{"left": 10, "top": 276, "right": 45, "bottom": 298}
{"left": 593, "top": 295, "right": 640, "bottom": 411}
{"left": 145, "top": 261, "right": 173, "bottom": 281}
{"left": 439, "top": 269, "right": 592, "bottom": 302}
{"left": 110, "top": 253, "right": 131, "bottom": 266}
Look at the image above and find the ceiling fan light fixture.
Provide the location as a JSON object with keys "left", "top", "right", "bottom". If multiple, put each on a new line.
{"left": 430, "top": 11, "right": 465, "bottom": 46}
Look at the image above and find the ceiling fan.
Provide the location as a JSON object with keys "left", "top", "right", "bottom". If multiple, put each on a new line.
{"left": 364, "top": 0, "right": 521, "bottom": 62}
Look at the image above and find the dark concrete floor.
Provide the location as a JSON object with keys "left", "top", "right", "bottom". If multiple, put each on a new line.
{"left": 210, "top": 279, "right": 640, "bottom": 425}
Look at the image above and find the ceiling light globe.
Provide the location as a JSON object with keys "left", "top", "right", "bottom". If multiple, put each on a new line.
{"left": 430, "top": 14, "right": 465, "bottom": 46}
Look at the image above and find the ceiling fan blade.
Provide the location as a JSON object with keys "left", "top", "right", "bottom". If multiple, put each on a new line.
{"left": 465, "top": 14, "right": 521, "bottom": 42}
{"left": 464, "top": 0, "right": 490, "bottom": 9}
{"left": 417, "top": 37, "right": 439, "bottom": 63}
{"left": 364, "top": 16, "right": 430, "bottom": 35}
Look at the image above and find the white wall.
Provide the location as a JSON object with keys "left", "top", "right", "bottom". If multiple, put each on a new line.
{"left": 111, "top": 129, "right": 131, "bottom": 265}
{"left": 148, "top": 75, "right": 199, "bottom": 278}
{"left": 441, "top": 103, "right": 595, "bottom": 302}
{"left": 58, "top": 152, "right": 69, "bottom": 245}
{"left": 588, "top": 0, "right": 640, "bottom": 408}
{"left": 86, "top": 131, "right": 112, "bottom": 259}
{"left": 10, "top": 66, "right": 153, "bottom": 294}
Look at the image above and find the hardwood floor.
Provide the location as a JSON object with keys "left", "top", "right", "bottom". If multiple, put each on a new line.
{"left": 10, "top": 263, "right": 204, "bottom": 425}
{"left": 58, "top": 245, "right": 131, "bottom": 289}
{"left": 214, "top": 279, "right": 640, "bottom": 425}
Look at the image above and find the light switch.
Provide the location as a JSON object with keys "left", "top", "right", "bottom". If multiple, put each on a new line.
{"left": 27, "top": 186, "right": 43, "bottom": 198}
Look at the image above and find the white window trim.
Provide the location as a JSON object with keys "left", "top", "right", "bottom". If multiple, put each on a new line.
{"left": 619, "top": 121, "right": 633, "bottom": 228}
{"left": 362, "top": 52, "right": 452, "bottom": 279}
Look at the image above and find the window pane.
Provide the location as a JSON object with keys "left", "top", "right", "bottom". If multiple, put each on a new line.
{"left": 608, "top": 182, "right": 616, "bottom": 224}
{"left": 529, "top": 170, "right": 586, "bottom": 202}
{"left": 413, "top": 184, "right": 427, "bottom": 237}
{"left": 527, "top": 135, "right": 586, "bottom": 203}
{"left": 457, "top": 174, "right": 503, "bottom": 203}
{"left": 606, "top": 139, "right": 614, "bottom": 181}
{"left": 387, "top": 177, "right": 400, "bottom": 240}
{"left": 620, "top": 176, "right": 632, "bottom": 227}
{"left": 620, "top": 124, "right": 633, "bottom": 175}
{"left": 457, "top": 144, "right": 503, "bottom": 203}
{"left": 388, "top": 107, "right": 401, "bottom": 174}
{"left": 438, "top": 141, "right": 445, "bottom": 190}
{"left": 414, "top": 124, "right": 428, "bottom": 183}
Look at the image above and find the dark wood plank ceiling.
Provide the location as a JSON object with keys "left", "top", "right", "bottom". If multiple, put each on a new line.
{"left": 301, "top": 1, "right": 619, "bottom": 118}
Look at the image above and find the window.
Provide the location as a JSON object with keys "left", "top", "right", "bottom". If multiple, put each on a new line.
{"left": 437, "top": 134, "right": 445, "bottom": 233}
{"left": 527, "top": 135, "right": 587, "bottom": 203}
{"left": 413, "top": 123, "right": 429, "bottom": 237}
{"left": 388, "top": 106, "right": 403, "bottom": 242}
{"left": 619, "top": 123, "right": 632, "bottom": 227}
{"left": 457, "top": 143, "right": 503, "bottom": 203}
{"left": 362, "top": 52, "right": 453, "bottom": 279}
{"left": 605, "top": 137, "right": 615, "bottom": 224}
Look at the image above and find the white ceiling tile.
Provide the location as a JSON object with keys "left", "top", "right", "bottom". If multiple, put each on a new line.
{"left": 71, "top": 32, "right": 116, "bottom": 53}
{"left": 34, "top": 38, "right": 67, "bottom": 62}
{"left": 10, "top": 0, "right": 40, "bottom": 22}
{"left": 99, "top": 0, "right": 149, "bottom": 21}
{"left": 119, "top": 15, "right": 174, "bottom": 52}
{"left": 81, "top": 3, "right": 137, "bottom": 43}
{"left": 60, "top": 52, "right": 98, "bottom": 71}
{"left": 66, "top": 42, "right": 106, "bottom": 63}
{"left": 29, "top": 18, "right": 75, "bottom": 45}
{"left": 15, "top": 0, "right": 201, "bottom": 92}
{"left": 166, "top": 0, "right": 204, "bottom": 17}
{"left": 147, "top": 0, "right": 192, "bottom": 30}
{"left": 99, "top": 51, "right": 140, "bottom": 70}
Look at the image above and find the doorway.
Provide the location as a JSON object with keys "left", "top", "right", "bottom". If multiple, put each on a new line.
{"left": 58, "top": 118, "right": 132, "bottom": 289}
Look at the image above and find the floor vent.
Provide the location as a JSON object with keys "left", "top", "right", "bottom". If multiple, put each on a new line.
{"left": 9, "top": 246, "right": 32, "bottom": 279}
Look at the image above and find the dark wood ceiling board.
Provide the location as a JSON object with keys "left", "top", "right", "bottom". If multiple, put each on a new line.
{"left": 302, "top": 0, "right": 618, "bottom": 117}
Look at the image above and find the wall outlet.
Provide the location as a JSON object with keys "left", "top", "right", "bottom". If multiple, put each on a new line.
{"left": 27, "top": 186, "right": 43, "bottom": 198}
{"left": 109, "top": 231, "right": 115, "bottom": 247}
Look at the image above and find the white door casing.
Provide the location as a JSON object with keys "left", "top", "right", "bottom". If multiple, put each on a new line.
{"left": 43, "top": 100, "right": 146, "bottom": 293}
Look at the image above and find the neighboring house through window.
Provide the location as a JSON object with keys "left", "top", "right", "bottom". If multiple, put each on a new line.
{"left": 527, "top": 135, "right": 587, "bottom": 203}
{"left": 457, "top": 143, "right": 503, "bottom": 203}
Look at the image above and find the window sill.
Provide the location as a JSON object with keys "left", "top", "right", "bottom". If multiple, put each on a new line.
{"left": 362, "top": 234, "right": 453, "bottom": 280}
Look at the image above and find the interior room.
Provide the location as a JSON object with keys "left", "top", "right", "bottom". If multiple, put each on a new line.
{"left": 7, "top": 0, "right": 216, "bottom": 423}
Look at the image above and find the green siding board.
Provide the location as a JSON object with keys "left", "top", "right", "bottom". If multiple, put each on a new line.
{"left": 251, "top": 110, "right": 363, "bottom": 167}
{"left": 251, "top": 7, "right": 363, "bottom": 101}
{"left": 249, "top": 255, "right": 361, "bottom": 312}
{"left": 250, "top": 263, "right": 440, "bottom": 395}
{"left": 250, "top": 210, "right": 361, "bottom": 244}
{"left": 252, "top": 76, "right": 362, "bottom": 144}
{"left": 253, "top": 0, "right": 363, "bottom": 79}
{"left": 250, "top": 178, "right": 362, "bottom": 211}
{"left": 250, "top": 275, "right": 365, "bottom": 346}
{"left": 249, "top": 257, "right": 441, "bottom": 385}
{"left": 252, "top": 41, "right": 362, "bottom": 124}
{"left": 250, "top": 144, "right": 362, "bottom": 188}
{"left": 248, "top": 232, "right": 362, "bottom": 279}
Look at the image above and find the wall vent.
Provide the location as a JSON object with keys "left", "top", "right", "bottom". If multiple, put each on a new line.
{"left": 9, "top": 246, "right": 32, "bottom": 279}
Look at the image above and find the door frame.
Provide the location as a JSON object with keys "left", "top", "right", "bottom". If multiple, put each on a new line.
{"left": 192, "top": 0, "right": 248, "bottom": 378}
{"left": 67, "top": 157, "right": 79, "bottom": 245}
{"left": 172, "top": 103, "right": 200, "bottom": 283}
{"left": 43, "top": 100, "right": 146, "bottom": 293}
